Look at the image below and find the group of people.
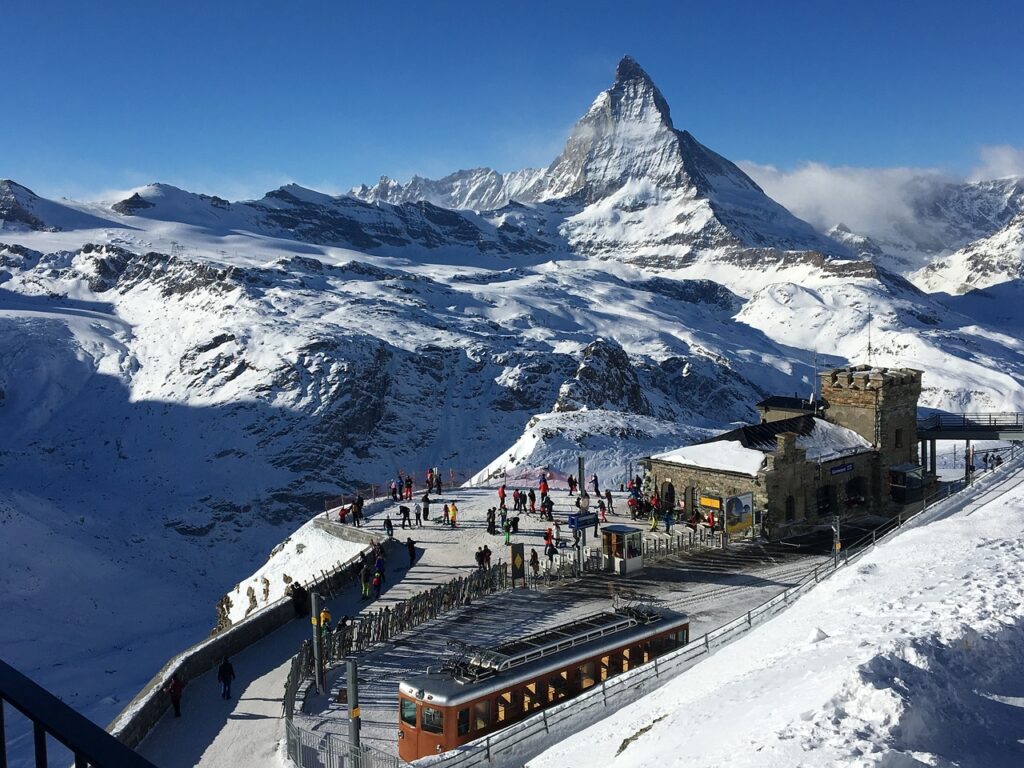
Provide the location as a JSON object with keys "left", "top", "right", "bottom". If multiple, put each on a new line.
{"left": 162, "top": 656, "right": 236, "bottom": 718}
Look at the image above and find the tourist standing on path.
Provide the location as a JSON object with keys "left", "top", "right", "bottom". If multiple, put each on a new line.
{"left": 400, "top": 505, "right": 411, "bottom": 529}
{"left": 421, "top": 493, "right": 430, "bottom": 521}
{"left": 545, "top": 542, "right": 557, "bottom": 569}
{"left": 528, "top": 488, "right": 536, "bottom": 515}
{"left": 605, "top": 489, "right": 614, "bottom": 514}
{"left": 405, "top": 475, "right": 413, "bottom": 500}
{"left": 567, "top": 474, "right": 577, "bottom": 496}
{"left": 443, "top": 503, "right": 451, "bottom": 526}
{"left": 486, "top": 507, "right": 497, "bottom": 535}
{"left": 390, "top": 479, "right": 398, "bottom": 501}
{"left": 384, "top": 514, "right": 394, "bottom": 539}
{"left": 482, "top": 545, "right": 492, "bottom": 569}
{"left": 218, "top": 657, "right": 236, "bottom": 700}
{"left": 503, "top": 519, "right": 511, "bottom": 545}
{"left": 498, "top": 484, "right": 507, "bottom": 510}
{"left": 591, "top": 474, "right": 600, "bottom": 496}
{"left": 539, "top": 474, "right": 549, "bottom": 502}
{"left": 164, "top": 674, "right": 185, "bottom": 717}
{"left": 449, "top": 501, "right": 458, "bottom": 528}
{"left": 434, "top": 476, "right": 443, "bottom": 495}
{"left": 414, "top": 502, "right": 422, "bottom": 527}
{"left": 530, "top": 548, "right": 540, "bottom": 578}
{"left": 360, "top": 563, "right": 372, "bottom": 599}
{"left": 372, "top": 570, "right": 382, "bottom": 599}
{"left": 475, "top": 548, "right": 485, "bottom": 571}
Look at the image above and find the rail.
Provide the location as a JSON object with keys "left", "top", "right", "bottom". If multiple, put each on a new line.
{"left": 0, "top": 659, "right": 156, "bottom": 768}
{"left": 917, "top": 412, "right": 1024, "bottom": 431}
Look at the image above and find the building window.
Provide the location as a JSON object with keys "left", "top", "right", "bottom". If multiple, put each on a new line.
{"left": 457, "top": 708, "right": 470, "bottom": 736}
{"left": 784, "top": 496, "right": 796, "bottom": 521}
{"left": 895, "top": 428, "right": 904, "bottom": 448}
{"left": 845, "top": 476, "right": 866, "bottom": 506}
{"left": 816, "top": 485, "right": 836, "bottom": 516}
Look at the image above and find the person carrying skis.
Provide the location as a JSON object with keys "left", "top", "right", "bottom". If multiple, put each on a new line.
{"left": 217, "top": 657, "right": 236, "bottom": 700}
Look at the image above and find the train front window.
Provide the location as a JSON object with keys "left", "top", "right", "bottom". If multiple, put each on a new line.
{"left": 457, "top": 708, "right": 470, "bottom": 736}
{"left": 580, "top": 661, "right": 597, "bottom": 690}
{"left": 422, "top": 705, "right": 444, "bottom": 734}
{"left": 400, "top": 698, "right": 417, "bottom": 726}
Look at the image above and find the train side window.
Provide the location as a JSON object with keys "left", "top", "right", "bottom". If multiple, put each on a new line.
{"left": 473, "top": 699, "right": 491, "bottom": 731}
{"left": 422, "top": 705, "right": 444, "bottom": 734}
{"left": 580, "top": 661, "right": 597, "bottom": 690}
{"left": 457, "top": 708, "right": 470, "bottom": 736}
{"left": 400, "top": 699, "right": 418, "bottom": 727}
{"left": 549, "top": 670, "right": 569, "bottom": 701}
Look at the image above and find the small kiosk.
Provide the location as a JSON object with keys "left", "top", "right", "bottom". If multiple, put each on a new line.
{"left": 602, "top": 524, "right": 644, "bottom": 575}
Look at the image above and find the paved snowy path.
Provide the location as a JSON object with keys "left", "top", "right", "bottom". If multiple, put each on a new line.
{"left": 137, "top": 486, "right": 819, "bottom": 767}
{"left": 136, "top": 487, "right": 630, "bottom": 767}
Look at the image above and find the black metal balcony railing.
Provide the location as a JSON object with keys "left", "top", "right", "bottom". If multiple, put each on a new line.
{"left": 0, "top": 659, "right": 156, "bottom": 768}
{"left": 917, "top": 412, "right": 1024, "bottom": 431}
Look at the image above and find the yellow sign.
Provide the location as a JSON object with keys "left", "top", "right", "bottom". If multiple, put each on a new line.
{"left": 311, "top": 616, "right": 319, "bottom": 626}
{"left": 514, "top": 553, "right": 523, "bottom": 568}
{"left": 834, "top": 542, "right": 842, "bottom": 552}
{"left": 352, "top": 707, "right": 361, "bottom": 718}
{"left": 699, "top": 496, "right": 721, "bottom": 510}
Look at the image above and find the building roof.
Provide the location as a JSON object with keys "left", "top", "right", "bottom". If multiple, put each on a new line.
{"left": 755, "top": 395, "right": 817, "bottom": 411}
{"left": 651, "top": 415, "right": 874, "bottom": 477}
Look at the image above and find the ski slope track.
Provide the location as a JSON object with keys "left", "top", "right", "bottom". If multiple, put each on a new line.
{"left": 1, "top": 55, "right": 1023, "bottom": 767}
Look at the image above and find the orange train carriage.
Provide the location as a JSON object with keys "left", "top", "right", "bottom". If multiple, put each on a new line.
{"left": 397, "top": 606, "right": 690, "bottom": 761}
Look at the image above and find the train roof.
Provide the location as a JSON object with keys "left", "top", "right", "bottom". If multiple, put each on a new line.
{"left": 399, "top": 607, "right": 688, "bottom": 707}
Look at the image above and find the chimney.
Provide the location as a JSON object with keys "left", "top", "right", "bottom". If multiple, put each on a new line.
{"left": 776, "top": 432, "right": 797, "bottom": 456}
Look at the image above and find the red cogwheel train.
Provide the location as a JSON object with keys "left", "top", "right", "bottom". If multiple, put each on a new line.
{"left": 397, "top": 606, "right": 690, "bottom": 761}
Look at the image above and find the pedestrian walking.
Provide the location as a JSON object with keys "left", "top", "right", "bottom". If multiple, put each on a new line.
{"left": 217, "top": 657, "right": 235, "bottom": 700}
{"left": 605, "top": 489, "right": 614, "bottom": 513}
{"left": 530, "top": 548, "right": 540, "bottom": 578}
{"left": 554, "top": 520, "right": 562, "bottom": 546}
{"left": 406, "top": 537, "right": 417, "bottom": 567}
{"left": 164, "top": 674, "right": 185, "bottom": 717}
{"left": 545, "top": 542, "right": 557, "bottom": 568}
{"left": 664, "top": 509, "right": 673, "bottom": 534}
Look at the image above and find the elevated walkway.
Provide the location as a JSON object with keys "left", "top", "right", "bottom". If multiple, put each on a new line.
{"left": 917, "top": 412, "right": 1024, "bottom": 441}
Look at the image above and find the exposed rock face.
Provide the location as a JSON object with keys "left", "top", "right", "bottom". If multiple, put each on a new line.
{"left": 0, "top": 180, "right": 50, "bottom": 231}
{"left": 111, "top": 192, "right": 155, "bottom": 215}
{"left": 555, "top": 339, "right": 653, "bottom": 416}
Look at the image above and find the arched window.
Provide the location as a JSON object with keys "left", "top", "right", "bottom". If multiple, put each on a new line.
{"left": 784, "top": 495, "right": 796, "bottom": 521}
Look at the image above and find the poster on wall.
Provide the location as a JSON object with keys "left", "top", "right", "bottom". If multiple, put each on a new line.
{"left": 724, "top": 492, "right": 754, "bottom": 533}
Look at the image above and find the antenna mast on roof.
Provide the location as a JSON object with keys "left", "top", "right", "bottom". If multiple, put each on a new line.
{"left": 866, "top": 303, "right": 873, "bottom": 367}
{"left": 810, "top": 350, "right": 818, "bottom": 404}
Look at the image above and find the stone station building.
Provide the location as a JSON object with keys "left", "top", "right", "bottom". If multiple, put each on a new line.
{"left": 643, "top": 365, "right": 923, "bottom": 539}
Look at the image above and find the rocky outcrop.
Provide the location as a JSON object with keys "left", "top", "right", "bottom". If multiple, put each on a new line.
{"left": 555, "top": 339, "right": 653, "bottom": 416}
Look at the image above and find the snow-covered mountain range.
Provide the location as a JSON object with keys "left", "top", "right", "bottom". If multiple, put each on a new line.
{"left": 2, "top": 56, "right": 1024, "bottom": 739}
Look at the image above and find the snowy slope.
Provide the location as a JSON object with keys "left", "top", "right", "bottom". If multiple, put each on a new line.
{"left": 1, "top": 55, "right": 1024, "bottom": 764}
{"left": 530, "top": 464, "right": 1024, "bottom": 768}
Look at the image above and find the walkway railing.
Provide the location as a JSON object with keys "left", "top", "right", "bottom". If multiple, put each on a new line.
{"left": 0, "top": 659, "right": 156, "bottom": 768}
{"left": 918, "top": 412, "right": 1024, "bottom": 431}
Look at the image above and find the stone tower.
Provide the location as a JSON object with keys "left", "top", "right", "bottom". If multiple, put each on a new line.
{"left": 819, "top": 365, "right": 923, "bottom": 470}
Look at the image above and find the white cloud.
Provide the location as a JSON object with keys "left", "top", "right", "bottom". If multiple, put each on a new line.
{"left": 738, "top": 160, "right": 950, "bottom": 237}
{"left": 969, "top": 145, "right": 1024, "bottom": 182}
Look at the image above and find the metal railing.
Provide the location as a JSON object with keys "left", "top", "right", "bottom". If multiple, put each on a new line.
{"left": 918, "top": 412, "right": 1024, "bottom": 430}
{"left": 0, "top": 659, "right": 156, "bottom": 768}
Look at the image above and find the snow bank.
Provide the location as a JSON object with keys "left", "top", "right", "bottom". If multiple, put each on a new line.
{"left": 224, "top": 516, "right": 366, "bottom": 624}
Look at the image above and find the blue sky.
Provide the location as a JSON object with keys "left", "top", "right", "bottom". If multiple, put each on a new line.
{"left": 3, "top": 0, "right": 1023, "bottom": 200}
